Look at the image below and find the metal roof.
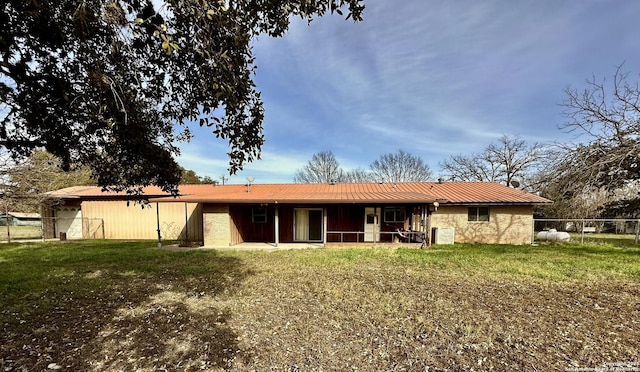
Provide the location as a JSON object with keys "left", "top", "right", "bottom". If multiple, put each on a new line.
{"left": 1, "top": 212, "right": 42, "bottom": 219}
{"left": 46, "top": 182, "right": 552, "bottom": 205}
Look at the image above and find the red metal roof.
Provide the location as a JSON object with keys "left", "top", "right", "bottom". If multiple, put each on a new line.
{"left": 47, "top": 182, "right": 551, "bottom": 205}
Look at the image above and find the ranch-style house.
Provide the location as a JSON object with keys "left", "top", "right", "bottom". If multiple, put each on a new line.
{"left": 43, "top": 181, "right": 551, "bottom": 246}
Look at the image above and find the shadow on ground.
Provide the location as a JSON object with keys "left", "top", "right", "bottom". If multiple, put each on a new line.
{"left": 0, "top": 242, "right": 251, "bottom": 370}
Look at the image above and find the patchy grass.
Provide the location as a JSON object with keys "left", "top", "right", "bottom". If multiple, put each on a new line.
{"left": 0, "top": 225, "right": 42, "bottom": 241}
{"left": 1, "top": 241, "right": 639, "bottom": 371}
{"left": 566, "top": 233, "right": 639, "bottom": 248}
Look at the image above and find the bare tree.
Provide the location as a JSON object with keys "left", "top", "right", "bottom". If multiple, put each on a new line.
{"left": 533, "top": 65, "right": 640, "bottom": 219}
{"left": 294, "top": 151, "right": 344, "bottom": 183}
{"left": 342, "top": 168, "right": 375, "bottom": 183}
{"left": 7, "top": 150, "right": 94, "bottom": 212}
{"left": 600, "top": 182, "right": 640, "bottom": 218}
{"left": 535, "top": 173, "right": 612, "bottom": 219}
{"left": 440, "top": 153, "right": 501, "bottom": 183}
{"left": 440, "top": 135, "right": 545, "bottom": 187}
{"left": 559, "top": 64, "right": 640, "bottom": 190}
{"left": 370, "top": 150, "right": 432, "bottom": 182}
{"left": 0, "top": 150, "right": 15, "bottom": 224}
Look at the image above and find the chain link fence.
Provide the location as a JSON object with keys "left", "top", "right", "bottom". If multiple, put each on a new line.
{"left": 533, "top": 218, "right": 640, "bottom": 245}
{"left": 1, "top": 217, "right": 104, "bottom": 242}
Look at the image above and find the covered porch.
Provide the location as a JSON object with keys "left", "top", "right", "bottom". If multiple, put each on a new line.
{"left": 220, "top": 202, "right": 440, "bottom": 248}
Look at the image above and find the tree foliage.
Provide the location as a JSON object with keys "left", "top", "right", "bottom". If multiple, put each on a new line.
{"left": 178, "top": 168, "right": 216, "bottom": 184}
{"left": 3, "top": 150, "right": 95, "bottom": 212}
{"left": 0, "top": 0, "right": 365, "bottom": 194}
{"left": 370, "top": 150, "right": 432, "bottom": 183}
{"left": 179, "top": 167, "right": 212, "bottom": 184}
{"left": 440, "top": 135, "right": 544, "bottom": 187}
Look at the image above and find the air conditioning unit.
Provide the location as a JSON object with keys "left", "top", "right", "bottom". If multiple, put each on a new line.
{"left": 432, "top": 227, "right": 455, "bottom": 244}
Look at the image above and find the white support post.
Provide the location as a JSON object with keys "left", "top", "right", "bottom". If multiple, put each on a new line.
{"left": 323, "top": 208, "right": 328, "bottom": 246}
{"left": 426, "top": 206, "right": 432, "bottom": 248}
{"left": 374, "top": 207, "right": 378, "bottom": 246}
{"left": 274, "top": 206, "right": 279, "bottom": 247}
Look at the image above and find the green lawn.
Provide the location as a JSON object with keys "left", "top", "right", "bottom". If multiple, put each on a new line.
{"left": 1, "top": 240, "right": 639, "bottom": 370}
{"left": 567, "top": 232, "right": 639, "bottom": 247}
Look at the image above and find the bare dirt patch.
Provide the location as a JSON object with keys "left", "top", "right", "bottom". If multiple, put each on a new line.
{"left": 226, "top": 263, "right": 640, "bottom": 371}
{"left": 88, "top": 286, "right": 237, "bottom": 371}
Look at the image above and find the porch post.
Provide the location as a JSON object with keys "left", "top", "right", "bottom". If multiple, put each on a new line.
{"left": 323, "top": 208, "right": 327, "bottom": 246}
{"left": 274, "top": 205, "right": 279, "bottom": 247}
{"left": 374, "top": 207, "right": 378, "bottom": 246}
{"left": 426, "top": 204, "right": 432, "bottom": 248}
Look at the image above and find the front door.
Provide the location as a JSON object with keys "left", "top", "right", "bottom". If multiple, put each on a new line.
{"left": 294, "top": 209, "right": 323, "bottom": 241}
{"left": 364, "top": 207, "right": 379, "bottom": 242}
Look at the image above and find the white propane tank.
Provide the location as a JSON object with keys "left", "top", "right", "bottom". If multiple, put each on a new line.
{"left": 537, "top": 229, "right": 571, "bottom": 242}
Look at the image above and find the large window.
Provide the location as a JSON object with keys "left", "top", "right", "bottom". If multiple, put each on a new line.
{"left": 252, "top": 207, "right": 267, "bottom": 223}
{"left": 384, "top": 207, "right": 406, "bottom": 223}
{"left": 468, "top": 207, "right": 489, "bottom": 222}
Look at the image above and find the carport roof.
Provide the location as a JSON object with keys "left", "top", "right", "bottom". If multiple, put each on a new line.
{"left": 47, "top": 182, "right": 551, "bottom": 205}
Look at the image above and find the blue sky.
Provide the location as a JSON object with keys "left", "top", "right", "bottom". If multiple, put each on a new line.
{"left": 176, "top": 0, "right": 640, "bottom": 184}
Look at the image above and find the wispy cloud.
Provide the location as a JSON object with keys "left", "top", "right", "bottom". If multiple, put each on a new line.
{"left": 178, "top": 0, "right": 640, "bottom": 183}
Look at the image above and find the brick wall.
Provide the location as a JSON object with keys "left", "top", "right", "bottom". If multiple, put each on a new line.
{"left": 203, "top": 204, "right": 231, "bottom": 247}
{"left": 431, "top": 205, "right": 534, "bottom": 245}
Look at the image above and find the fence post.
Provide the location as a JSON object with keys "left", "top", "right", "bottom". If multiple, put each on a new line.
{"left": 581, "top": 219, "right": 585, "bottom": 245}
{"left": 635, "top": 219, "right": 639, "bottom": 245}
{"left": 40, "top": 218, "right": 45, "bottom": 241}
{"left": 5, "top": 202, "right": 10, "bottom": 243}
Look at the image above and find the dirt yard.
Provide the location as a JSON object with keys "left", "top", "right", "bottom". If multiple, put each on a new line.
{"left": 1, "top": 243, "right": 639, "bottom": 371}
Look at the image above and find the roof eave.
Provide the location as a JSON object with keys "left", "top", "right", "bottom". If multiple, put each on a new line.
{"left": 148, "top": 198, "right": 440, "bottom": 204}
{"left": 444, "top": 201, "right": 553, "bottom": 206}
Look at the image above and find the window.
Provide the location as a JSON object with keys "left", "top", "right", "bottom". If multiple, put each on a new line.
{"left": 468, "top": 207, "right": 489, "bottom": 222}
{"left": 384, "top": 207, "right": 405, "bottom": 223}
{"left": 252, "top": 207, "right": 267, "bottom": 223}
{"left": 366, "top": 214, "right": 376, "bottom": 224}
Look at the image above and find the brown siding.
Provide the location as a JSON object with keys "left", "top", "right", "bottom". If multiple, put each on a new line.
{"left": 278, "top": 206, "right": 294, "bottom": 242}
{"left": 229, "top": 207, "right": 242, "bottom": 246}
{"left": 229, "top": 205, "right": 275, "bottom": 243}
{"left": 326, "top": 205, "right": 364, "bottom": 242}
{"left": 431, "top": 205, "right": 534, "bottom": 245}
{"left": 81, "top": 200, "right": 203, "bottom": 241}
{"left": 327, "top": 205, "right": 363, "bottom": 231}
